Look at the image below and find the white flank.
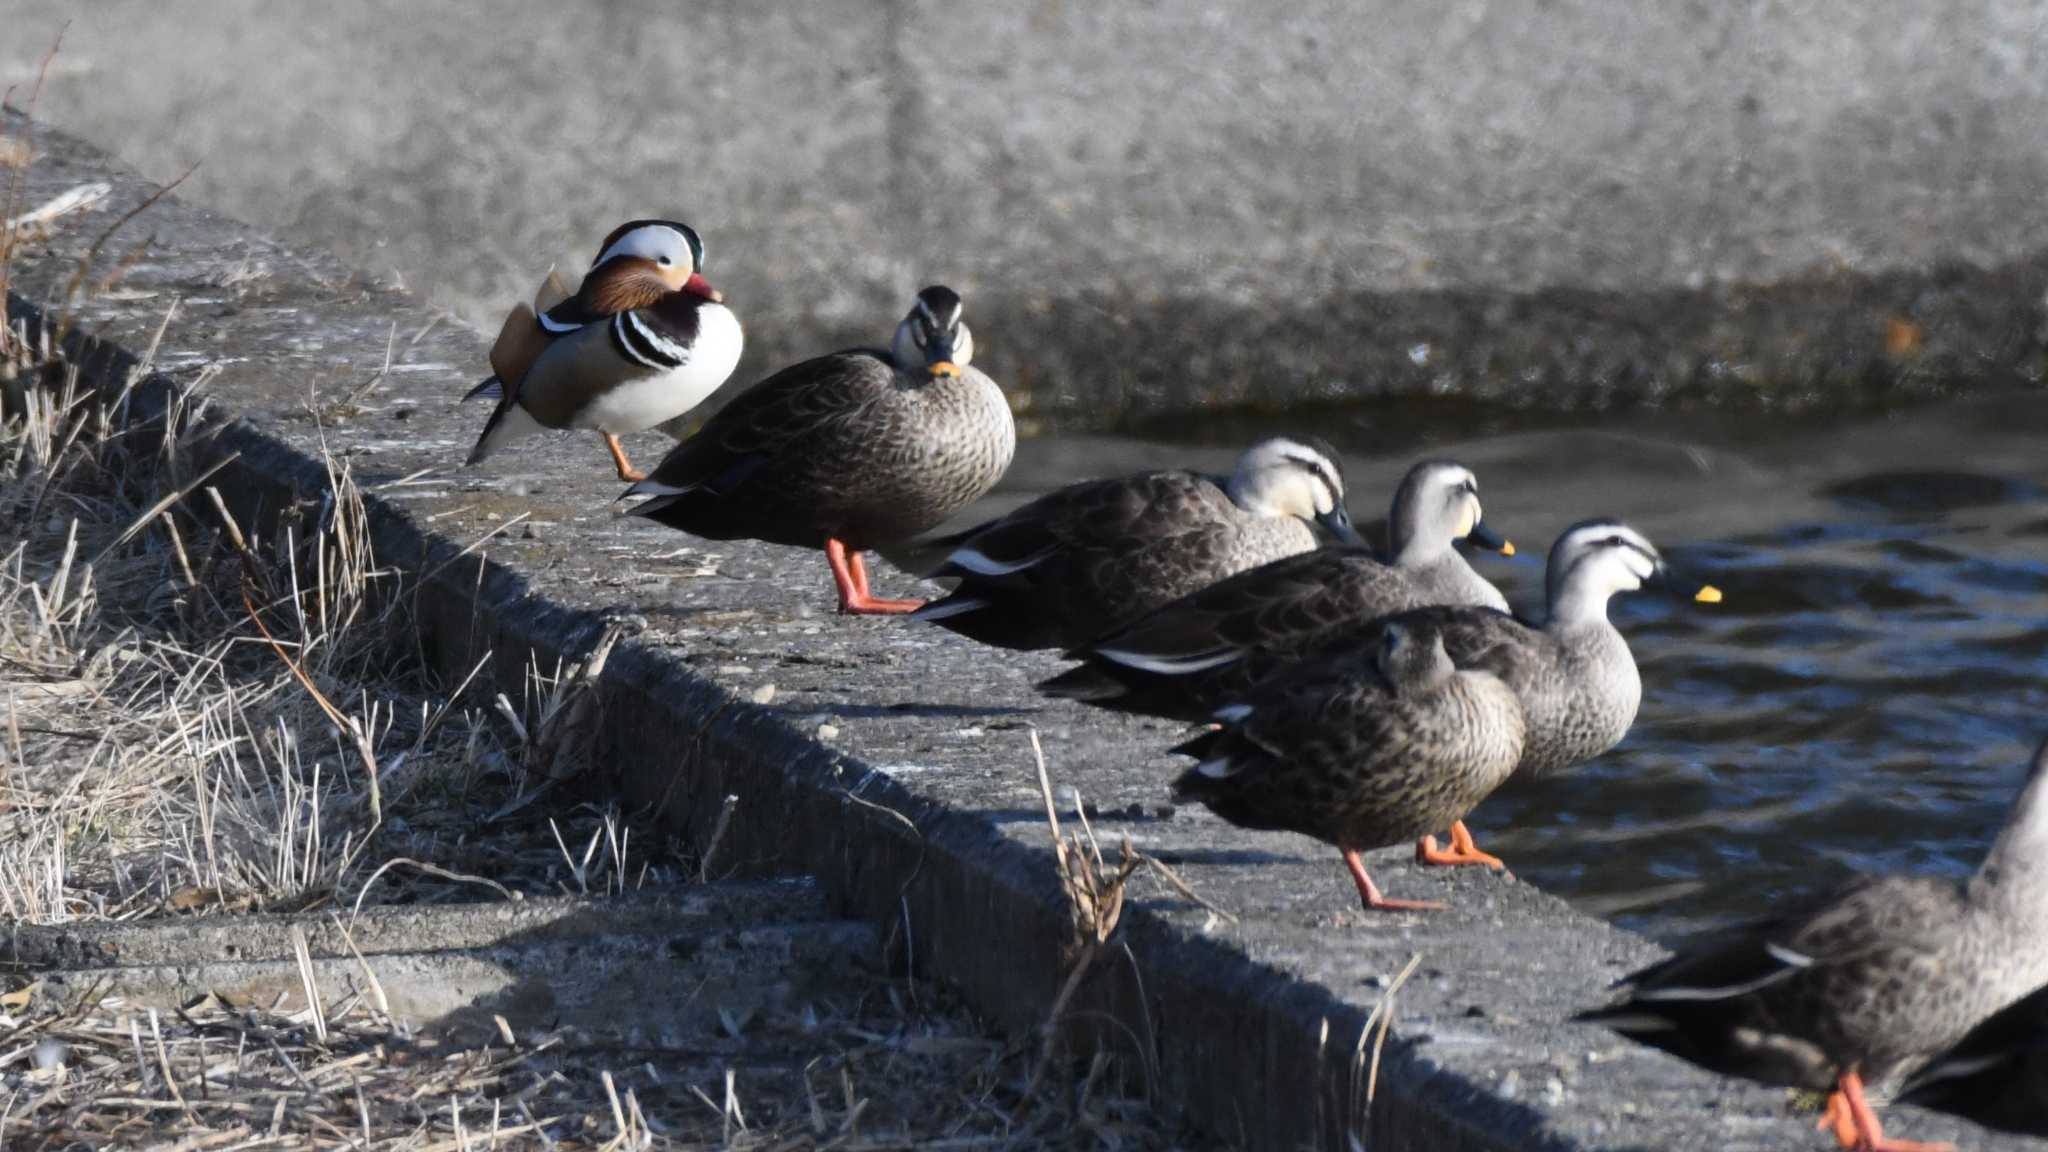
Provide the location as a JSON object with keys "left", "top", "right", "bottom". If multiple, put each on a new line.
{"left": 1195, "top": 757, "right": 1239, "bottom": 780}
{"left": 909, "top": 598, "right": 987, "bottom": 622}
{"left": 1213, "top": 704, "right": 1253, "bottom": 723}
{"left": 946, "top": 545, "right": 1052, "bottom": 577}
{"left": 1096, "top": 646, "right": 1243, "bottom": 675}
{"left": 622, "top": 476, "right": 694, "bottom": 501}
{"left": 1633, "top": 964, "right": 1802, "bottom": 1003}
{"left": 1763, "top": 942, "right": 1815, "bottom": 969}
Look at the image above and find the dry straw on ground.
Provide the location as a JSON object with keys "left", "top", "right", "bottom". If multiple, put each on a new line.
{"left": 0, "top": 85, "right": 1188, "bottom": 1149}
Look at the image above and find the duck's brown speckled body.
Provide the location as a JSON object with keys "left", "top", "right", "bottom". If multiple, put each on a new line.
{"left": 1171, "top": 620, "right": 1525, "bottom": 911}
{"left": 913, "top": 438, "right": 1357, "bottom": 651}
{"left": 1901, "top": 981, "right": 2048, "bottom": 1137}
{"left": 1582, "top": 738, "right": 2048, "bottom": 1152}
{"left": 626, "top": 286, "right": 1014, "bottom": 615}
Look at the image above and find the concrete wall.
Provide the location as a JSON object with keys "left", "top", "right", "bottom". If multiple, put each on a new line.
{"left": 7, "top": 0, "right": 2048, "bottom": 425}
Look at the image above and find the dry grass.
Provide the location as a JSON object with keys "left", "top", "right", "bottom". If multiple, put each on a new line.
{"left": 0, "top": 144, "right": 1188, "bottom": 1152}
{"left": 0, "top": 54, "right": 1194, "bottom": 1141}
{"left": 0, "top": 329, "right": 1184, "bottom": 1150}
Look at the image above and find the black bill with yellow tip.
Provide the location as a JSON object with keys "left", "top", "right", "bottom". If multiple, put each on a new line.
{"left": 1467, "top": 521, "right": 1515, "bottom": 556}
{"left": 1649, "top": 563, "right": 1723, "bottom": 604}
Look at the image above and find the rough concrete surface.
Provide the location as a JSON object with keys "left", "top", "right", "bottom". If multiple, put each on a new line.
{"left": 8, "top": 117, "right": 2043, "bottom": 1150}
{"left": 21, "top": 884, "right": 879, "bottom": 1051}
{"left": 5, "top": 1, "right": 2048, "bottom": 426}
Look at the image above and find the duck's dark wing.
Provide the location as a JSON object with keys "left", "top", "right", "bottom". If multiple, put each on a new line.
{"left": 1093, "top": 546, "right": 1395, "bottom": 659}
{"left": 915, "top": 471, "right": 1240, "bottom": 649}
{"left": 1899, "top": 983, "right": 2048, "bottom": 1136}
{"left": 1169, "top": 648, "right": 1394, "bottom": 825}
{"left": 924, "top": 471, "right": 1212, "bottom": 581}
{"left": 626, "top": 349, "right": 893, "bottom": 505}
{"left": 1576, "top": 875, "right": 1968, "bottom": 1083}
{"left": 1043, "top": 593, "right": 1521, "bottom": 723}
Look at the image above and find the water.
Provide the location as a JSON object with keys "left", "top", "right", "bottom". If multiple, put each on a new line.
{"left": 1003, "top": 390, "right": 2048, "bottom": 943}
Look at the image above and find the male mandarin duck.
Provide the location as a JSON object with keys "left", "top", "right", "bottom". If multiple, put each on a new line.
{"left": 465, "top": 219, "right": 742, "bottom": 481}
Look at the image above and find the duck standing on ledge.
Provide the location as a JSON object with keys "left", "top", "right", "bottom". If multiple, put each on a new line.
{"left": 1066, "top": 520, "right": 1717, "bottom": 869}
{"left": 1580, "top": 737, "right": 2048, "bottom": 1152}
{"left": 624, "top": 286, "right": 1014, "bottom": 615}
{"left": 1171, "top": 620, "right": 1525, "bottom": 911}
{"left": 912, "top": 437, "right": 1363, "bottom": 651}
{"left": 464, "top": 219, "right": 743, "bottom": 481}
{"left": 1040, "top": 457, "right": 1514, "bottom": 708}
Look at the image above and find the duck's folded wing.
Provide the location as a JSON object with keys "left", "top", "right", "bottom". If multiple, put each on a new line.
{"left": 926, "top": 475, "right": 1140, "bottom": 580}
{"left": 1588, "top": 875, "right": 1965, "bottom": 1011}
{"left": 1079, "top": 546, "right": 1378, "bottom": 667}
{"left": 1172, "top": 653, "right": 1394, "bottom": 786}
{"left": 629, "top": 351, "right": 891, "bottom": 501}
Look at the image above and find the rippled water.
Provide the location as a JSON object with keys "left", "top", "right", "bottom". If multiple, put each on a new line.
{"left": 1009, "top": 391, "right": 2048, "bottom": 942}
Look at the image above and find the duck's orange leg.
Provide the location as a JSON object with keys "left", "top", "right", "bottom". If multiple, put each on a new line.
{"left": 602, "top": 433, "right": 646, "bottom": 483}
{"left": 1342, "top": 849, "right": 1443, "bottom": 912}
{"left": 826, "top": 539, "right": 923, "bottom": 615}
{"left": 1817, "top": 1089, "right": 1858, "bottom": 1148}
{"left": 1832, "top": 1069, "right": 1953, "bottom": 1152}
{"left": 1415, "top": 820, "right": 1507, "bottom": 870}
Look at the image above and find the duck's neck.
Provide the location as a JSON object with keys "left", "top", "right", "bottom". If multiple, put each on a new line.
{"left": 1546, "top": 581, "right": 1616, "bottom": 632}
{"left": 1389, "top": 527, "right": 1450, "bottom": 568}
{"left": 1975, "top": 757, "right": 2048, "bottom": 928}
{"left": 1224, "top": 476, "right": 1276, "bottom": 518}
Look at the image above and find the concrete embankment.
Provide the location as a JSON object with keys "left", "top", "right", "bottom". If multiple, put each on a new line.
{"left": 7, "top": 1, "right": 2048, "bottom": 428}
{"left": 8, "top": 115, "right": 2037, "bottom": 1151}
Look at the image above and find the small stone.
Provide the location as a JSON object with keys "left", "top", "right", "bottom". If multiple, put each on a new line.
{"left": 750, "top": 683, "right": 777, "bottom": 705}
{"left": 1497, "top": 1068, "right": 1521, "bottom": 1099}
{"left": 718, "top": 664, "right": 752, "bottom": 676}
{"left": 31, "top": 1039, "right": 66, "bottom": 1071}
{"left": 816, "top": 723, "right": 839, "bottom": 741}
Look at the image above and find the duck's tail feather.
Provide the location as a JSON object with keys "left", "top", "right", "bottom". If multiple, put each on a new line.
{"left": 465, "top": 396, "right": 541, "bottom": 466}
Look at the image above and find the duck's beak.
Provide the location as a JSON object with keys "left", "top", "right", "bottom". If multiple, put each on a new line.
{"left": 1467, "top": 521, "right": 1515, "bottom": 556}
{"left": 1648, "top": 561, "right": 1722, "bottom": 603}
{"left": 927, "top": 333, "right": 960, "bottom": 378}
{"left": 683, "top": 272, "right": 723, "bottom": 303}
{"left": 1318, "top": 504, "right": 1368, "bottom": 547}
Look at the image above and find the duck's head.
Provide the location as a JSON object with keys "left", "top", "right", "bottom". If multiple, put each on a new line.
{"left": 1376, "top": 620, "right": 1454, "bottom": 693}
{"left": 893, "top": 286, "right": 973, "bottom": 378}
{"left": 1388, "top": 459, "right": 1513, "bottom": 563}
{"left": 587, "top": 219, "right": 720, "bottom": 302}
{"left": 1226, "top": 436, "right": 1363, "bottom": 545}
{"left": 1545, "top": 519, "right": 1721, "bottom": 625}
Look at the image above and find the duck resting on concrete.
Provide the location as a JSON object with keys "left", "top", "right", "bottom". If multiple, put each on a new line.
{"left": 623, "top": 286, "right": 1015, "bottom": 615}
{"left": 1171, "top": 619, "right": 1525, "bottom": 911}
{"left": 1056, "top": 519, "right": 1708, "bottom": 870}
{"left": 1039, "top": 457, "right": 1514, "bottom": 706}
{"left": 464, "top": 219, "right": 743, "bottom": 481}
{"left": 912, "top": 436, "right": 1364, "bottom": 651}
{"left": 1580, "top": 736, "right": 2048, "bottom": 1152}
